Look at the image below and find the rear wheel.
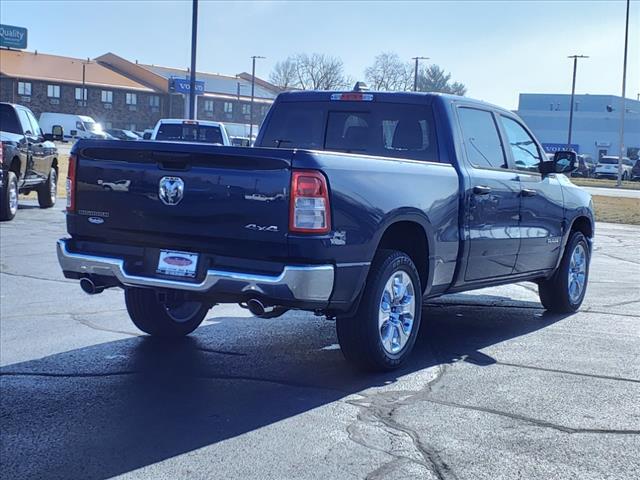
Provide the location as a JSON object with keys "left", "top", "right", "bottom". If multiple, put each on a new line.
{"left": 1, "top": 171, "right": 19, "bottom": 221}
{"left": 538, "top": 231, "right": 590, "bottom": 313}
{"left": 124, "top": 288, "right": 209, "bottom": 337}
{"left": 337, "top": 249, "right": 422, "bottom": 371}
{"left": 37, "top": 167, "right": 57, "bottom": 208}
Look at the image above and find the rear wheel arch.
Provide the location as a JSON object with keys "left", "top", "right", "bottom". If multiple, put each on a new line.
{"left": 374, "top": 218, "right": 431, "bottom": 293}
{"left": 10, "top": 156, "right": 21, "bottom": 178}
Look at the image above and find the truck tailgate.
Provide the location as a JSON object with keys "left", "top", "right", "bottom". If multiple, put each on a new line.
{"left": 69, "top": 141, "right": 293, "bottom": 261}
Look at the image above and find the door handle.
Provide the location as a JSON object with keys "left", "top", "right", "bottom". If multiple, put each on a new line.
{"left": 473, "top": 185, "right": 492, "bottom": 195}
{"left": 521, "top": 188, "right": 537, "bottom": 197}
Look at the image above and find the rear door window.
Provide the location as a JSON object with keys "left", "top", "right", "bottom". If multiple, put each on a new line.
{"left": 260, "top": 101, "right": 438, "bottom": 162}
{"left": 457, "top": 107, "right": 506, "bottom": 169}
{"left": 0, "top": 104, "right": 21, "bottom": 134}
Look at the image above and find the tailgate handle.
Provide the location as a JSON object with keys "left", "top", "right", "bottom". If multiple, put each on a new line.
{"left": 158, "top": 160, "right": 189, "bottom": 171}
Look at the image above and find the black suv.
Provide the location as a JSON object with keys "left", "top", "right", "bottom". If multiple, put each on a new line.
{"left": 0, "top": 103, "right": 60, "bottom": 221}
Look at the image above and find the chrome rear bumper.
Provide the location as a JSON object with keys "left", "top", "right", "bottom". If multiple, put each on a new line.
{"left": 57, "top": 239, "right": 335, "bottom": 302}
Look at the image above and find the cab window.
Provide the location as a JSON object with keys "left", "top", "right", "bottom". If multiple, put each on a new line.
{"left": 500, "top": 116, "right": 541, "bottom": 172}
{"left": 457, "top": 107, "right": 506, "bottom": 169}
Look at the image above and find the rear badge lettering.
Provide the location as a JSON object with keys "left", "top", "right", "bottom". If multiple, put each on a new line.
{"left": 245, "top": 223, "right": 279, "bottom": 232}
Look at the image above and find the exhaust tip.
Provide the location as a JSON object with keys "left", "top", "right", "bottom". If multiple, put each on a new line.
{"left": 246, "top": 298, "right": 266, "bottom": 316}
{"left": 80, "top": 277, "right": 104, "bottom": 295}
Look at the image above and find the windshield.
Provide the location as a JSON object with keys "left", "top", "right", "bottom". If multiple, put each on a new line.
{"left": 599, "top": 157, "right": 619, "bottom": 165}
{"left": 259, "top": 101, "right": 439, "bottom": 162}
{"left": 156, "top": 123, "right": 224, "bottom": 144}
{"left": 83, "top": 121, "right": 103, "bottom": 133}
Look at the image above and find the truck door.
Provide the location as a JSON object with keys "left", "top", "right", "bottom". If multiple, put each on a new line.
{"left": 15, "top": 107, "right": 39, "bottom": 182}
{"left": 24, "top": 108, "right": 53, "bottom": 182}
{"left": 457, "top": 107, "right": 521, "bottom": 281}
{"left": 498, "top": 115, "right": 564, "bottom": 273}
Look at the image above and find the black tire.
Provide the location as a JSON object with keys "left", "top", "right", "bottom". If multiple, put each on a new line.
{"left": 124, "top": 288, "right": 209, "bottom": 337}
{"left": 1, "top": 171, "right": 19, "bottom": 221}
{"left": 336, "top": 249, "right": 423, "bottom": 371}
{"left": 538, "top": 231, "right": 590, "bottom": 313}
{"left": 37, "top": 167, "right": 57, "bottom": 208}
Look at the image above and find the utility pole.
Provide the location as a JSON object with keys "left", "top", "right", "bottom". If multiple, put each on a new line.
{"left": 82, "top": 62, "right": 86, "bottom": 107}
{"left": 249, "top": 55, "right": 265, "bottom": 143}
{"left": 188, "top": 0, "right": 198, "bottom": 119}
{"left": 412, "top": 56, "right": 429, "bottom": 92}
{"left": 617, "top": 0, "right": 630, "bottom": 187}
{"left": 567, "top": 55, "right": 589, "bottom": 148}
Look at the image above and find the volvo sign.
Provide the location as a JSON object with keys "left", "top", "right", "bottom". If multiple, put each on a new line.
{"left": 169, "top": 78, "right": 205, "bottom": 94}
{"left": 0, "top": 24, "right": 27, "bottom": 49}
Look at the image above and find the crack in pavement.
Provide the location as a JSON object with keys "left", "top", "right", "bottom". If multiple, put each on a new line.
{"left": 0, "top": 369, "right": 348, "bottom": 393}
{"left": 70, "top": 312, "right": 140, "bottom": 337}
{"left": 454, "top": 355, "right": 640, "bottom": 384}
{"left": 345, "top": 365, "right": 458, "bottom": 480}
{"left": 421, "top": 397, "right": 640, "bottom": 435}
{"left": 0, "top": 270, "right": 75, "bottom": 284}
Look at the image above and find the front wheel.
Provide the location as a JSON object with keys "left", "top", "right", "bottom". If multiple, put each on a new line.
{"left": 37, "top": 167, "right": 57, "bottom": 208}
{"left": 337, "top": 249, "right": 422, "bottom": 371}
{"left": 124, "top": 288, "right": 209, "bottom": 337}
{"left": 538, "top": 231, "right": 590, "bottom": 313}
{"left": 0, "top": 171, "right": 19, "bottom": 221}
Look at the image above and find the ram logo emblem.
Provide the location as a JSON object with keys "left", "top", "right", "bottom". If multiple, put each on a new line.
{"left": 159, "top": 176, "right": 184, "bottom": 206}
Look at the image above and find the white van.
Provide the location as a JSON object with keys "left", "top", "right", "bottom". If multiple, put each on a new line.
{"left": 38, "top": 113, "right": 107, "bottom": 140}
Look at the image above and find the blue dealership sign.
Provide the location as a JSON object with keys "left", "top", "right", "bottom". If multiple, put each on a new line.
{"left": 0, "top": 24, "right": 27, "bottom": 49}
{"left": 170, "top": 78, "right": 205, "bottom": 94}
{"left": 542, "top": 143, "right": 579, "bottom": 153}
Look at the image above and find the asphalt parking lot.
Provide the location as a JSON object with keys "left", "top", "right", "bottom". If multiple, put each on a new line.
{"left": 1, "top": 201, "right": 639, "bottom": 480}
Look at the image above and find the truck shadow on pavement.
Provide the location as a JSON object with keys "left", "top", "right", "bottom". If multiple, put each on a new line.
{"left": 0, "top": 295, "right": 568, "bottom": 480}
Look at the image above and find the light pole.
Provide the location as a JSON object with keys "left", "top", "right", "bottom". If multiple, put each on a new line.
{"left": 81, "top": 58, "right": 90, "bottom": 107}
{"left": 566, "top": 55, "right": 589, "bottom": 148}
{"left": 188, "top": 0, "right": 199, "bottom": 120}
{"left": 412, "top": 56, "right": 429, "bottom": 92}
{"left": 616, "top": 0, "right": 630, "bottom": 187}
{"left": 249, "top": 55, "right": 265, "bottom": 142}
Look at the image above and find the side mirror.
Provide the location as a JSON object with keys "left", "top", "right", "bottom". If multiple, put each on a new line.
{"left": 540, "top": 150, "right": 577, "bottom": 175}
{"left": 51, "top": 125, "right": 64, "bottom": 141}
{"left": 143, "top": 132, "right": 152, "bottom": 140}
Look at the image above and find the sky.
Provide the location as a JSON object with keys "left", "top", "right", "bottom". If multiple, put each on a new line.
{"left": 1, "top": 0, "right": 638, "bottom": 109}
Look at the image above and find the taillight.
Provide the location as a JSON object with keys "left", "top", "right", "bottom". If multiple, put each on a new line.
{"left": 289, "top": 170, "right": 331, "bottom": 234}
{"left": 66, "top": 154, "right": 77, "bottom": 212}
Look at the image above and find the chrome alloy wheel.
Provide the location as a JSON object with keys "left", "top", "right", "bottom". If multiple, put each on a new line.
{"left": 50, "top": 169, "right": 57, "bottom": 204}
{"left": 8, "top": 179, "right": 18, "bottom": 216}
{"left": 378, "top": 270, "right": 416, "bottom": 354}
{"left": 568, "top": 243, "right": 587, "bottom": 303}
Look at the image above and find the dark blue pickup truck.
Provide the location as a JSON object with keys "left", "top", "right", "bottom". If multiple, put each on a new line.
{"left": 57, "top": 90, "right": 594, "bottom": 370}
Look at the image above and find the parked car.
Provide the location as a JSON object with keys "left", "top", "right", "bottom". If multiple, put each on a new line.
{"left": 150, "top": 119, "right": 230, "bottom": 145}
{"left": 1, "top": 103, "right": 60, "bottom": 221}
{"left": 594, "top": 156, "right": 634, "bottom": 180}
{"left": 57, "top": 90, "right": 594, "bottom": 371}
{"left": 105, "top": 128, "right": 140, "bottom": 141}
{"left": 571, "top": 154, "right": 596, "bottom": 178}
{"left": 39, "top": 112, "right": 107, "bottom": 140}
{"left": 631, "top": 159, "right": 640, "bottom": 181}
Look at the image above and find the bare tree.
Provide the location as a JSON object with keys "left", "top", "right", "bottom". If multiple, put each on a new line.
{"left": 364, "top": 52, "right": 412, "bottom": 91}
{"left": 269, "top": 53, "right": 349, "bottom": 90}
{"left": 270, "top": 58, "right": 297, "bottom": 90}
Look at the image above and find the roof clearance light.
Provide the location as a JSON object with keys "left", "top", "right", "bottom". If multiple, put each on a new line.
{"left": 330, "top": 93, "right": 374, "bottom": 102}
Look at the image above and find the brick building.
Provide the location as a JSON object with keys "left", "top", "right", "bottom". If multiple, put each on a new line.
{"left": 0, "top": 49, "right": 280, "bottom": 133}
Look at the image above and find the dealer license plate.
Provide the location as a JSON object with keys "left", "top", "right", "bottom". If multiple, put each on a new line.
{"left": 156, "top": 250, "right": 198, "bottom": 278}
